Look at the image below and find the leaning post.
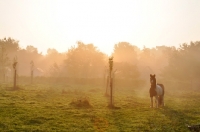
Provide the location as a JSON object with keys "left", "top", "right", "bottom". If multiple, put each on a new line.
{"left": 109, "top": 57, "right": 114, "bottom": 107}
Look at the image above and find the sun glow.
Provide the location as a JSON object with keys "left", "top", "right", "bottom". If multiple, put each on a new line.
{"left": 0, "top": 0, "right": 200, "bottom": 54}
{"left": 45, "top": 0, "right": 138, "bottom": 55}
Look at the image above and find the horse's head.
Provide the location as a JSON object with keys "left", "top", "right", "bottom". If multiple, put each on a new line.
{"left": 150, "top": 74, "right": 156, "bottom": 87}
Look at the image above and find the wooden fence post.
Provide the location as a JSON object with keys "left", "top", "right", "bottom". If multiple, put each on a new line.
{"left": 13, "top": 58, "right": 17, "bottom": 89}
{"left": 109, "top": 57, "right": 113, "bottom": 108}
{"left": 30, "top": 61, "right": 34, "bottom": 84}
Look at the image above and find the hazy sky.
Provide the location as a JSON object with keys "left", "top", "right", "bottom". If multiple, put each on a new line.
{"left": 0, "top": 0, "right": 200, "bottom": 55}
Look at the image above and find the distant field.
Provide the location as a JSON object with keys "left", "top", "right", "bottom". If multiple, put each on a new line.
{"left": 0, "top": 82, "right": 199, "bottom": 132}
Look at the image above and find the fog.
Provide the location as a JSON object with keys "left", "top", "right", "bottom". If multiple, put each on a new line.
{"left": 0, "top": 38, "right": 200, "bottom": 91}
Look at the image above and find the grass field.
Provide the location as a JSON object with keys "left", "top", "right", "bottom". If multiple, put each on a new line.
{"left": 0, "top": 82, "right": 199, "bottom": 132}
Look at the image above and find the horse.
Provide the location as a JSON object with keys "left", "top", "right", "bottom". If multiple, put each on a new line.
{"left": 149, "top": 74, "right": 165, "bottom": 108}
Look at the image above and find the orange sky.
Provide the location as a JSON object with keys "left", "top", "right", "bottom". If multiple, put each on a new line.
{"left": 0, "top": 0, "right": 200, "bottom": 55}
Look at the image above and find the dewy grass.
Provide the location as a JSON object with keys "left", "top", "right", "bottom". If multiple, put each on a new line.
{"left": 0, "top": 83, "right": 199, "bottom": 131}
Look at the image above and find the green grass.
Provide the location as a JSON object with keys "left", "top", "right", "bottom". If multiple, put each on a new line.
{"left": 0, "top": 83, "right": 199, "bottom": 132}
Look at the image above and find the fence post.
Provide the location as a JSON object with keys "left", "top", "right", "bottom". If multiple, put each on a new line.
{"left": 13, "top": 58, "right": 17, "bottom": 89}
{"left": 109, "top": 57, "right": 113, "bottom": 107}
{"left": 30, "top": 61, "right": 34, "bottom": 84}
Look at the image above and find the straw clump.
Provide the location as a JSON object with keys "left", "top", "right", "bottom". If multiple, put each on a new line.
{"left": 70, "top": 97, "right": 92, "bottom": 108}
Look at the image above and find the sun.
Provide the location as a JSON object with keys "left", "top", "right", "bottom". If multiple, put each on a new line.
{"left": 36, "top": 0, "right": 139, "bottom": 55}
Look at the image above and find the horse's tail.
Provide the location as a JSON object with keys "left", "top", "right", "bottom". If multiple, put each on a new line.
{"left": 157, "top": 84, "right": 164, "bottom": 96}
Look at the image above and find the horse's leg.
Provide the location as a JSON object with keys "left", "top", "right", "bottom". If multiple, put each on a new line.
{"left": 150, "top": 97, "right": 153, "bottom": 108}
{"left": 155, "top": 96, "right": 158, "bottom": 108}
{"left": 159, "top": 96, "right": 162, "bottom": 107}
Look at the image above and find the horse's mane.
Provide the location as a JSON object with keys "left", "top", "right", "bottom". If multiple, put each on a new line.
{"left": 150, "top": 75, "right": 156, "bottom": 89}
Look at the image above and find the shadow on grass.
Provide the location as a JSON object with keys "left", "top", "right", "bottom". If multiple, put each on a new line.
{"left": 158, "top": 106, "right": 195, "bottom": 131}
{"left": 25, "top": 116, "right": 54, "bottom": 125}
{"left": 5, "top": 86, "right": 22, "bottom": 91}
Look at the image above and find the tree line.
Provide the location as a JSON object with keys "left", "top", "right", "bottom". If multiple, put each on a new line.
{"left": 0, "top": 37, "right": 200, "bottom": 84}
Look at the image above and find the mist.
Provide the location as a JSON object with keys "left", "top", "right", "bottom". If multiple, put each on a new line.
{"left": 0, "top": 38, "right": 200, "bottom": 91}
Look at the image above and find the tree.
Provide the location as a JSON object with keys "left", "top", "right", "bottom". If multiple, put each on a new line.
{"left": 45, "top": 48, "right": 66, "bottom": 64}
{"left": 49, "top": 62, "right": 60, "bottom": 77}
{"left": 26, "top": 45, "right": 38, "bottom": 53}
{"left": 64, "top": 42, "right": 106, "bottom": 78}
{"left": 16, "top": 45, "right": 43, "bottom": 76}
{"left": 161, "top": 41, "right": 200, "bottom": 81}
{"left": 113, "top": 42, "right": 139, "bottom": 64}
{"left": 112, "top": 42, "right": 140, "bottom": 79}
{"left": 0, "top": 38, "right": 13, "bottom": 81}
{"left": 138, "top": 46, "right": 154, "bottom": 67}
{"left": 47, "top": 48, "right": 58, "bottom": 55}
{"left": 0, "top": 37, "right": 19, "bottom": 54}
{"left": 136, "top": 46, "right": 173, "bottom": 80}
{"left": 114, "top": 62, "right": 140, "bottom": 79}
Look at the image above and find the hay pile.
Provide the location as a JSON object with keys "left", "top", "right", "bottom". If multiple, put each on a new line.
{"left": 70, "top": 97, "right": 92, "bottom": 108}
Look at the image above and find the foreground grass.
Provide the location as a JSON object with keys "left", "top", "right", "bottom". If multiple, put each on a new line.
{"left": 0, "top": 83, "right": 199, "bottom": 131}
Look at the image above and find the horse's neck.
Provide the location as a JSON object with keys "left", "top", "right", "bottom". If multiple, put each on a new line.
{"left": 151, "top": 79, "right": 156, "bottom": 89}
{"left": 151, "top": 84, "right": 156, "bottom": 89}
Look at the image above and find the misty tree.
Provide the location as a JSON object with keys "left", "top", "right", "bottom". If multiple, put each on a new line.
{"left": 16, "top": 45, "right": 43, "bottom": 76}
{"left": 114, "top": 62, "right": 140, "bottom": 79}
{"left": 139, "top": 46, "right": 154, "bottom": 66}
{"left": 64, "top": 42, "right": 106, "bottom": 78}
{"left": 26, "top": 45, "right": 38, "bottom": 53}
{"left": 0, "top": 37, "right": 19, "bottom": 54}
{"left": 161, "top": 41, "right": 200, "bottom": 81}
{"left": 45, "top": 48, "right": 66, "bottom": 69}
{"left": 113, "top": 42, "right": 139, "bottom": 64}
{"left": 0, "top": 38, "right": 11, "bottom": 82}
{"left": 49, "top": 62, "right": 60, "bottom": 77}
{"left": 112, "top": 42, "right": 140, "bottom": 79}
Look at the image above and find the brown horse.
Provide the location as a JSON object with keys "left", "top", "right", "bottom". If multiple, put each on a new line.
{"left": 149, "top": 74, "right": 165, "bottom": 108}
